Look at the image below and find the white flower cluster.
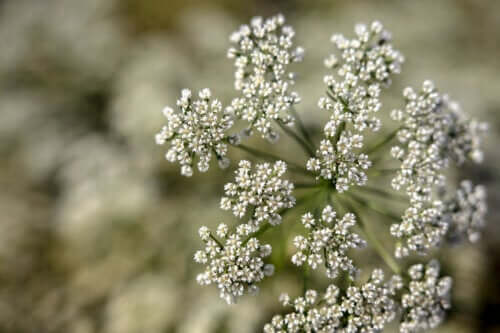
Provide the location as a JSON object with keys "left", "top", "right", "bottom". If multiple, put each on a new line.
{"left": 155, "top": 88, "right": 233, "bottom": 176}
{"left": 306, "top": 132, "right": 371, "bottom": 192}
{"left": 264, "top": 269, "right": 403, "bottom": 332}
{"left": 220, "top": 160, "right": 295, "bottom": 231}
{"left": 307, "top": 21, "right": 404, "bottom": 192}
{"left": 400, "top": 260, "right": 452, "bottom": 333}
{"left": 194, "top": 224, "right": 274, "bottom": 305}
{"left": 391, "top": 201, "right": 447, "bottom": 258}
{"left": 390, "top": 81, "right": 487, "bottom": 256}
{"left": 391, "top": 180, "right": 488, "bottom": 257}
{"left": 227, "top": 14, "right": 303, "bottom": 141}
{"left": 390, "top": 80, "right": 487, "bottom": 201}
{"left": 169, "top": 16, "right": 485, "bottom": 332}
{"left": 444, "top": 180, "right": 487, "bottom": 243}
{"left": 291, "top": 205, "right": 366, "bottom": 278}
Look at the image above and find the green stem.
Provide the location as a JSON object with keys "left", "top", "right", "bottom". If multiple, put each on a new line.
{"left": 209, "top": 233, "right": 224, "bottom": 249}
{"left": 336, "top": 196, "right": 401, "bottom": 275}
{"left": 362, "top": 222, "right": 401, "bottom": 275}
{"left": 290, "top": 106, "right": 315, "bottom": 150}
{"left": 370, "top": 168, "right": 399, "bottom": 176}
{"left": 275, "top": 120, "right": 315, "bottom": 157}
{"left": 355, "top": 186, "right": 408, "bottom": 203}
{"left": 229, "top": 142, "right": 311, "bottom": 176}
{"left": 243, "top": 223, "right": 273, "bottom": 246}
{"left": 364, "top": 127, "right": 400, "bottom": 155}
{"left": 332, "top": 122, "right": 346, "bottom": 149}
{"left": 302, "top": 264, "right": 309, "bottom": 293}
{"left": 294, "top": 182, "right": 320, "bottom": 189}
{"left": 347, "top": 192, "right": 401, "bottom": 222}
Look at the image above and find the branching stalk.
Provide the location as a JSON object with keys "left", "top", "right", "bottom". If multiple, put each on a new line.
{"left": 347, "top": 192, "right": 401, "bottom": 222}
{"left": 276, "top": 120, "right": 315, "bottom": 157}
{"left": 336, "top": 196, "right": 401, "bottom": 275}
{"left": 229, "top": 141, "right": 312, "bottom": 176}
{"left": 290, "top": 106, "right": 315, "bottom": 150}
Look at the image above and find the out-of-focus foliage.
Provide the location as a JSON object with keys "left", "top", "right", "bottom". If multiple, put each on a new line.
{"left": 0, "top": 0, "right": 499, "bottom": 332}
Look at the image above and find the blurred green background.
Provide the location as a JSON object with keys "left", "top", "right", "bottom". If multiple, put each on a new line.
{"left": 0, "top": 0, "right": 499, "bottom": 332}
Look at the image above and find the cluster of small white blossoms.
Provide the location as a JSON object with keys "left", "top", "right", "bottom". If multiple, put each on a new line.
{"left": 152, "top": 15, "right": 488, "bottom": 332}
{"left": 400, "top": 260, "right": 452, "bottom": 333}
{"left": 390, "top": 201, "right": 447, "bottom": 258}
{"left": 391, "top": 179, "right": 488, "bottom": 257}
{"left": 444, "top": 180, "right": 487, "bottom": 243}
{"left": 390, "top": 80, "right": 486, "bottom": 202}
{"left": 264, "top": 269, "right": 403, "bottom": 332}
{"left": 155, "top": 88, "right": 233, "bottom": 176}
{"left": 390, "top": 80, "right": 487, "bottom": 256}
{"left": 291, "top": 205, "right": 366, "bottom": 278}
{"left": 227, "top": 14, "right": 303, "bottom": 141}
{"left": 307, "top": 21, "right": 404, "bottom": 192}
{"left": 194, "top": 224, "right": 274, "bottom": 305}
{"left": 220, "top": 160, "right": 295, "bottom": 231}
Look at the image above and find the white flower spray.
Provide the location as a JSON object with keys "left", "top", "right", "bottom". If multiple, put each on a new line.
{"left": 154, "top": 14, "right": 487, "bottom": 332}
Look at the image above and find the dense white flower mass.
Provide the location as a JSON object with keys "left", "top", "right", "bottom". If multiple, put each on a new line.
{"left": 391, "top": 201, "right": 447, "bottom": 258}
{"left": 389, "top": 80, "right": 488, "bottom": 256}
{"left": 306, "top": 133, "right": 371, "bottom": 192}
{"left": 220, "top": 160, "right": 295, "bottom": 230}
{"left": 444, "top": 180, "right": 487, "bottom": 243}
{"left": 291, "top": 205, "right": 366, "bottom": 278}
{"left": 400, "top": 260, "right": 452, "bottom": 333}
{"left": 226, "top": 14, "right": 303, "bottom": 141}
{"left": 172, "top": 16, "right": 487, "bottom": 332}
{"left": 264, "top": 269, "right": 403, "bottom": 332}
{"left": 195, "top": 224, "right": 274, "bottom": 305}
{"left": 390, "top": 80, "right": 487, "bottom": 202}
{"left": 331, "top": 21, "right": 404, "bottom": 85}
{"left": 307, "top": 21, "right": 403, "bottom": 191}
{"left": 391, "top": 180, "right": 488, "bottom": 257}
{"left": 155, "top": 88, "right": 233, "bottom": 176}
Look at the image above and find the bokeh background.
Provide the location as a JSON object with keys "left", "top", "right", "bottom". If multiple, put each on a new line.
{"left": 1, "top": 0, "right": 499, "bottom": 332}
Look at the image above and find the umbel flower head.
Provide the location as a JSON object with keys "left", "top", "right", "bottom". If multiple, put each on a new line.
{"left": 307, "top": 21, "right": 403, "bottom": 192}
{"left": 291, "top": 205, "right": 366, "bottom": 278}
{"left": 444, "top": 180, "right": 487, "bottom": 243}
{"left": 264, "top": 269, "right": 403, "bottom": 332}
{"left": 389, "top": 80, "right": 488, "bottom": 257}
{"left": 400, "top": 260, "right": 452, "bottom": 333}
{"left": 390, "top": 80, "right": 487, "bottom": 202}
{"left": 391, "top": 180, "right": 488, "bottom": 258}
{"left": 220, "top": 160, "right": 295, "bottom": 231}
{"left": 194, "top": 224, "right": 274, "bottom": 304}
{"left": 151, "top": 14, "right": 489, "bottom": 333}
{"left": 155, "top": 88, "right": 233, "bottom": 176}
{"left": 391, "top": 200, "right": 447, "bottom": 258}
{"left": 306, "top": 132, "right": 371, "bottom": 192}
{"left": 226, "top": 14, "right": 303, "bottom": 141}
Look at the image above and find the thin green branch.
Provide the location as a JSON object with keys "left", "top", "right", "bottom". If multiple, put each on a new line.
{"left": 275, "top": 120, "right": 315, "bottom": 157}
{"left": 347, "top": 192, "right": 401, "bottom": 222}
{"left": 364, "top": 127, "right": 400, "bottom": 155}
{"left": 290, "top": 106, "right": 315, "bottom": 150}
{"left": 294, "top": 182, "right": 320, "bottom": 189}
{"left": 228, "top": 141, "right": 312, "bottom": 176}
{"left": 369, "top": 168, "right": 399, "bottom": 176}
{"left": 209, "top": 233, "right": 224, "bottom": 249}
{"left": 332, "top": 122, "right": 346, "bottom": 149}
{"left": 355, "top": 186, "right": 408, "bottom": 203}
{"left": 336, "top": 196, "right": 401, "bottom": 275}
{"left": 243, "top": 223, "right": 273, "bottom": 246}
{"left": 302, "top": 263, "right": 309, "bottom": 293}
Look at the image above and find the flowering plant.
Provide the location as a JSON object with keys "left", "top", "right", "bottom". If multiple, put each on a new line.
{"left": 155, "top": 14, "right": 487, "bottom": 332}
